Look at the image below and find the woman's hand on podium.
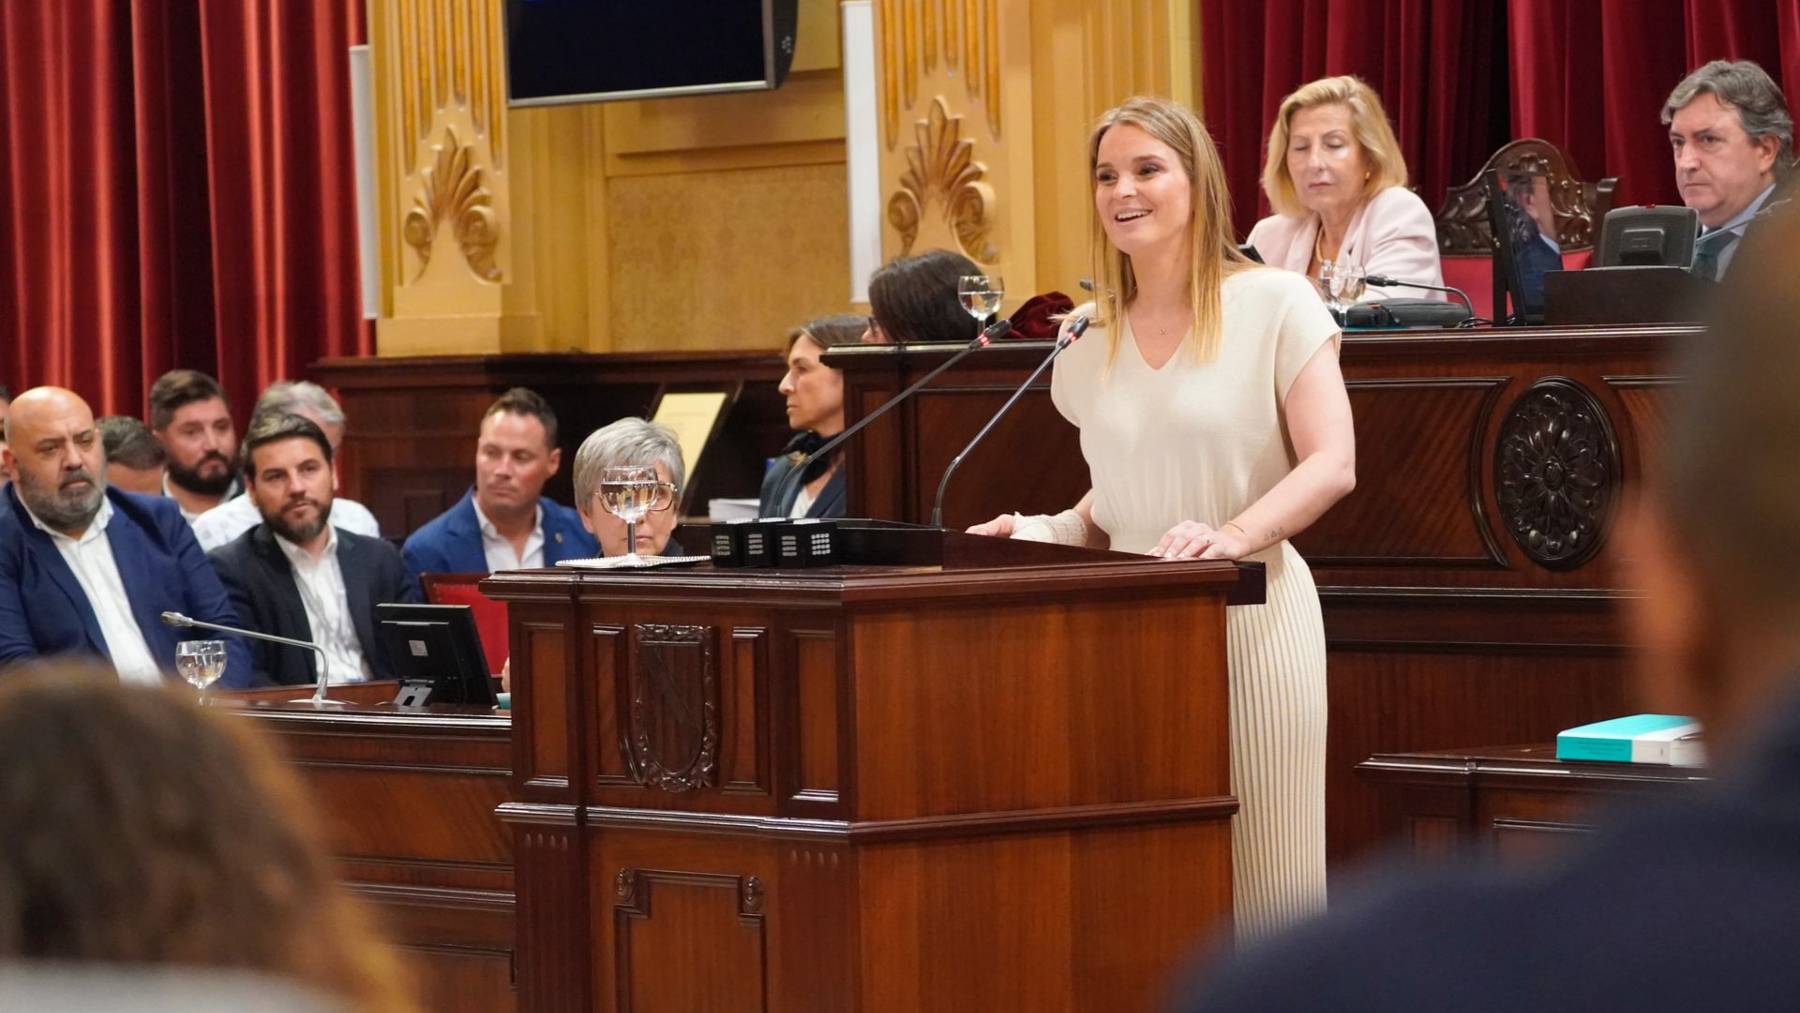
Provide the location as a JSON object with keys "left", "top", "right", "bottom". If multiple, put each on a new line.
{"left": 1151, "top": 520, "right": 1252, "bottom": 560}
{"left": 966, "top": 513, "right": 1020, "bottom": 538}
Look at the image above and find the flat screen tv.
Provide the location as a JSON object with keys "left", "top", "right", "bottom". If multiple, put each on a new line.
{"left": 505, "top": 0, "right": 799, "bottom": 107}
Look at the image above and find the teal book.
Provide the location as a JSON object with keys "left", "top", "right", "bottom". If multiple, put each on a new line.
{"left": 1556, "top": 714, "right": 1705, "bottom": 767}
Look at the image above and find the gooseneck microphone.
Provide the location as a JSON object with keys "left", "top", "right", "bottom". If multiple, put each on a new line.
{"left": 776, "top": 316, "right": 1014, "bottom": 512}
{"left": 930, "top": 315, "right": 1090, "bottom": 528}
{"left": 160, "top": 611, "right": 342, "bottom": 707}
{"left": 1361, "top": 274, "right": 1475, "bottom": 318}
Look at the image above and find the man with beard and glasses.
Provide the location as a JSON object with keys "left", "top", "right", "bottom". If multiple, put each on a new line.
{"left": 207, "top": 413, "right": 412, "bottom": 686}
{"left": 147, "top": 369, "right": 241, "bottom": 522}
{"left": 0, "top": 387, "right": 251, "bottom": 685}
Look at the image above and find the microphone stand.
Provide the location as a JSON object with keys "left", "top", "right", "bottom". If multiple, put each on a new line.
{"left": 775, "top": 317, "right": 1012, "bottom": 513}
{"left": 930, "top": 315, "right": 1089, "bottom": 528}
{"left": 160, "top": 611, "right": 342, "bottom": 707}
{"left": 1361, "top": 274, "right": 1475, "bottom": 319}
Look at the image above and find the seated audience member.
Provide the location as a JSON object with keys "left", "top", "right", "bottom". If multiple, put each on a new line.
{"left": 193, "top": 380, "right": 380, "bottom": 552}
{"left": 0, "top": 383, "right": 10, "bottom": 486}
{"left": 1172, "top": 209, "right": 1800, "bottom": 1012}
{"left": 97, "top": 415, "right": 167, "bottom": 496}
{"left": 864, "top": 248, "right": 984, "bottom": 343}
{"left": 148, "top": 369, "right": 240, "bottom": 522}
{"left": 208, "top": 414, "right": 411, "bottom": 686}
{"left": 572, "top": 418, "right": 686, "bottom": 557}
{"left": 0, "top": 388, "right": 251, "bottom": 687}
{"left": 0, "top": 667, "right": 416, "bottom": 1011}
{"left": 1246, "top": 75, "right": 1444, "bottom": 301}
{"left": 759, "top": 315, "right": 864, "bottom": 519}
{"left": 402, "top": 387, "right": 595, "bottom": 594}
{"left": 1665, "top": 59, "right": 1794, "bottom": 280}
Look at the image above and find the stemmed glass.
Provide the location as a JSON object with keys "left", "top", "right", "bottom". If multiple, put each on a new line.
{"left": 176, "top": 639, "right": 227, "bottom": 704}
{"left": 957, "top": 274, "right": 1004, "bottom": 329}
{"left": 1316, "top": 261, "right": 1366, "bottom": 317}
{"left": 600, "top": 464, "right": 660, "bottom": 563}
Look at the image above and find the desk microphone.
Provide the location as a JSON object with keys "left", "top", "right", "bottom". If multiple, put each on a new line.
{"left": 1361, "top": 274, "right": 1475, "bottom": 318}
{"left": 930, "top": 314, "right": 1089, "bottom": 527}
{"left": 776, "top": 316, "right": 1014, "bottom": 512}
{"left": 160, "top": 611, "right": 343, "bottom": 707}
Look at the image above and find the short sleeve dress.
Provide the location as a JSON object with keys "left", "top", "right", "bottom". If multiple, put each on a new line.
{"left": 1051, "top": 267, "right": 1339, "bottom": 939}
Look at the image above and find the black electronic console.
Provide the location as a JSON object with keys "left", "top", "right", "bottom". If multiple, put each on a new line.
{"left": 376, "top": 603, "right": 498, "bottom": 708}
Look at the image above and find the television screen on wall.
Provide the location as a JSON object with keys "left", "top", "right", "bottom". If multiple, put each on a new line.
{"left": 505, "top": 0, "right": 798, "bottom": 107}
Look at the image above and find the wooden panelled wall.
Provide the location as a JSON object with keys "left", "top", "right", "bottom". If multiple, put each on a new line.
{"left": 366, "top": 0, "right": 1200, "bottom": 358}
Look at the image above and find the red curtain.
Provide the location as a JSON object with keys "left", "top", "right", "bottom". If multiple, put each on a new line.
{"left": 0, "top": 0, "right": 370, "bottom": 420}
{"left": 1199, "top": 0, "right": 1512, "bottom": 240}
{"left": 1510, "top": 0, "right": 1800, "bottom": 206}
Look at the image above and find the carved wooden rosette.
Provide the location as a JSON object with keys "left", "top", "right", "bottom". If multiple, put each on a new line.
{"left": 1494, "top": 378, "right": 1620, "bottom": 568}
{"left": 403, "top": 125, "right": 501, "bottom": 282}
{"left": 624, "top": 623, "right": 720, "bottom": 792}
{"left": 887, "top": 96, "right": 997, "bottom": 262}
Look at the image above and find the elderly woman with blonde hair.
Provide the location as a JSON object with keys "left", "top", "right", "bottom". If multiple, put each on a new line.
{"left": 1247, "top": 75, "right": 1444, "bottom": 301}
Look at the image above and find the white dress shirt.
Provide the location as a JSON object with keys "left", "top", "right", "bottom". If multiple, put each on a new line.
{"left": 471, "top": 499, "right": 543, "bottom": 572}
{"left": 274, "top": 526, "right": 372, "bottom": 684}
{"left": 192, "top": 493, "right": 380, "bottom": 552}
{"left": 20, "top": 495, "right": 163, "bottom": 684}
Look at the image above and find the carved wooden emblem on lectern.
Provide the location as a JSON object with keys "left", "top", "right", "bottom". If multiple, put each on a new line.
{"left": 1495, "top": 378, "right": 1619, "bottom": 569}
{"left": 624, "top": 624, "right": 719, "bottom": 792}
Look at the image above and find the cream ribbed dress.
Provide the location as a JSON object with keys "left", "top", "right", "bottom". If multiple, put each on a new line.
{"left": 1050, "top": 269, "right": 1338, "bottom": 940}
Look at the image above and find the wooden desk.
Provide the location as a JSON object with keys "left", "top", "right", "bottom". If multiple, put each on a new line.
{"left": 484, "top": 549, "right": 1247, "bottom": 1013}
{"left": 231, "top": 683, "right": 516, "bottom": 1012}
{"left": 1357, "top": 744, "right": 1706, "bottom": 862}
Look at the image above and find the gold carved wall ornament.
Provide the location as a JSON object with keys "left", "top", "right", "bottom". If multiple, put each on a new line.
{"left": 886, "top": 95, "right": 998, "bottom": 263}
{"left": 402, "top": 126, "right": 500, "bottom": 282}
{"left": 881, "top": 0, "right": 1001, "bottom": 149}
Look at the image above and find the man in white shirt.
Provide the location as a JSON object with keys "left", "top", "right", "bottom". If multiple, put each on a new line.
{"left": 147, "top": 370, "right": 241, "bottom": 522}
{"left": 192, "top": 380, "right": 380, "bottom": 552}
{"left": 0, "top": 387, "right": 251, "bottom": 684}
{"left": 206, "top": 413, "right": 412, "bottom": 687}
{"left": 400, "top": 387, "right": 596, "bottom": 598}
{"left": 1664, "top": 59, "right": 1794, "bottom": 281}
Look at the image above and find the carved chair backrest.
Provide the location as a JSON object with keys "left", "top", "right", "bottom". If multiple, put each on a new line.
{"left": 1436, "top": 138, "right": 1618, "bottom": 254}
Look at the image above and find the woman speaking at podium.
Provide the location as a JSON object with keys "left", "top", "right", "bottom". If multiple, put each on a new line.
{"left": 971, "top": 96, "right": 1355, "bottom": 937}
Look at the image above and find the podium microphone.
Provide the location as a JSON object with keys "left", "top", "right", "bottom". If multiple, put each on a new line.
{"left": 776, "top": 316, "right": 1013, "bottom": 511}
{"left": 930, "top": 314, "right": 1089, "bottom": 527}
{"left": 1361, "top": 274, "right": 1475, "bottom": 318}
{"left": 160, "top": 611, "right": 342, "bottom": 707}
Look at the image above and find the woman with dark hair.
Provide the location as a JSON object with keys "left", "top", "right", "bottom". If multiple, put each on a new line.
{"left": 758, "top": 314, "right": 867, "bottom": 518}
{"left": 865, "top": 248, "right": 984, "bottom": 344}
{"left": 0, "top": 667, "right": 416, "bottom": 1011}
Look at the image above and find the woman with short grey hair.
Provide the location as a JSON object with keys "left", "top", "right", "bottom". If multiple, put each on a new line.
{"left": 572, "top": 418, "right": 686, "bottom": 557}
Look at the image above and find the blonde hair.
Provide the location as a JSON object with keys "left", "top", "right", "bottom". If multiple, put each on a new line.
{"left": 1261, "top": 75, "right": 1409, "bottom": 218}
{"left": 1087, "top": 96, "right": 1252, "bottom": 363}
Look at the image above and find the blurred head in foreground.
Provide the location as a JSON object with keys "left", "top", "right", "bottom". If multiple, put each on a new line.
{"left": 0, "top": 666, "right": 415, "bottom": 1012}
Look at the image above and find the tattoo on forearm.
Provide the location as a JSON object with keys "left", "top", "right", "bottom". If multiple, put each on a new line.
{"left": 1266, "top": 527, "right": 1284, "bottom": 543}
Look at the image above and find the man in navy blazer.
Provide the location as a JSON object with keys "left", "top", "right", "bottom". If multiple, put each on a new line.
{"left": 0, "top": 388, "right": 252, "bottom": 687}
{"left": 208, "top": 413, "right": 414, "bottom": 686}
{"left": 402, "top": 387, "right": 595, "bottom": 597}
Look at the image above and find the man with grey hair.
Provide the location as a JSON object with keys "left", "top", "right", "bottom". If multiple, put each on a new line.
{"left": 191, "top": 380, "right": 381, "bottom": 552}
{"left": 571, "top": 417, "right": 686, "bottom": 558}
{"left": 1663, "top": 58, "right": 1794, "bottom": 280}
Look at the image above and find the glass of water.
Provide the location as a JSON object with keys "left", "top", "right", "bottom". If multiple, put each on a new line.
{"left": 1316, "top": 261, "right": 1366, "bottom": 316}
{"left": 957, "top": 274, "right": 1004, "bottom": 329}
{"left": 176, "top": 639, "right": 228, "bottom": 703}
{"left": 600, "top": 464, "right": 659, "bottom": 563}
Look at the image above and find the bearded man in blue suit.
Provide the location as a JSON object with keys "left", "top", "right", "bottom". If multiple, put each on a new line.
{"left": 0, "top": 387, "right": 253, "bottom": 686}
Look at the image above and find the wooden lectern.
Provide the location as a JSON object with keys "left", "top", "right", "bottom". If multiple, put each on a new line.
{"left": 485, "top": 538, "right": 1253, "bottom": 1012}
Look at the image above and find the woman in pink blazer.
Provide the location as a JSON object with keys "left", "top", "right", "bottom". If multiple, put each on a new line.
{"left": 1246, "top": 76, "right": 1444, "bottom": 302}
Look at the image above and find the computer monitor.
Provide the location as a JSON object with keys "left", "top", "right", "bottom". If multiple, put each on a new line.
{"left": 1483, "top": 168, "right": 1556, "bottom": 326}
{"left": 1596, "top": 205, "right": 1700, "bottom": 268}
{"left": 376, "top": 603, "right": 497, "bottom": 707}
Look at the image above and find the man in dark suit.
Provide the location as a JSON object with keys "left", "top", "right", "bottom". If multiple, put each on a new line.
{"left": 402, "top": 387, "right": 595, "bottom": 597}
{"left": 209, "top": 413, "right": 412, "bottom": 687}
{"left": 0, "top": 387, "right": 252, "bottom": 686}
{"left": 1664, "top": 59, "right": 1794, "bottom": 280}
{"left": 1170, "top": 208, "right": 1800, "bottom": 1012}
